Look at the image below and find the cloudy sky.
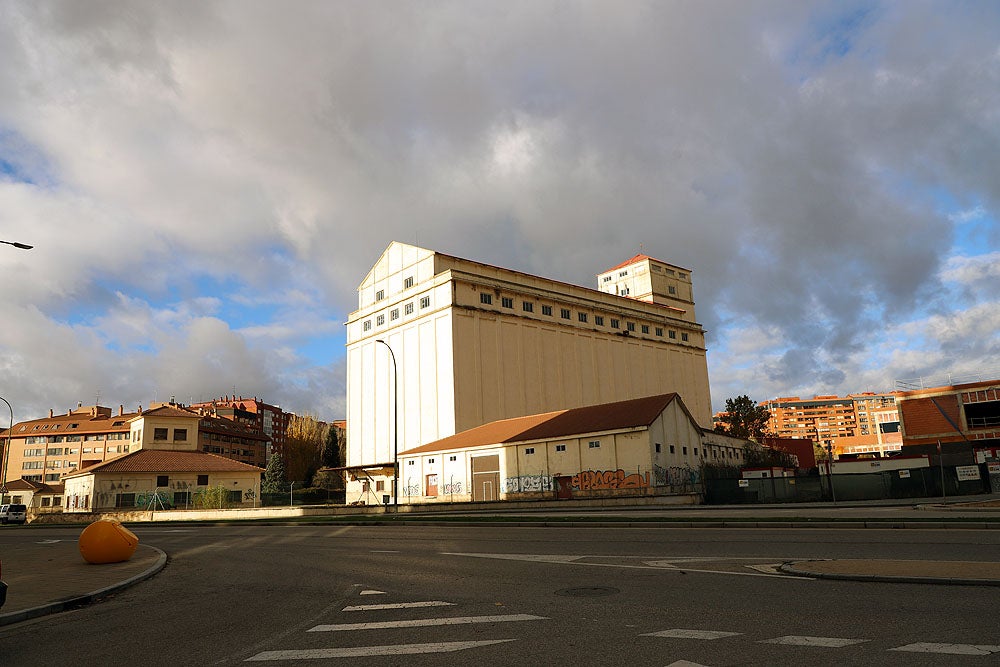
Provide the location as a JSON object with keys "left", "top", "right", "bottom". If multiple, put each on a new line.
{"left": 1, "top": 1, "right": 998, "bottom": 423}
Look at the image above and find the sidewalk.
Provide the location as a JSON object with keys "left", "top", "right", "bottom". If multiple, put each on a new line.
{"left": 0, "top": 538, "right": 166, "bottom": 626}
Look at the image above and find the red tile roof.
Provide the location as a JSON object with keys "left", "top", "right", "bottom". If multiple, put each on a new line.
{"left": 63, "top": 449, "right": 264, "bottom": 478}
{"left": 403, "top": 393, "right": 682, "bottom": 455}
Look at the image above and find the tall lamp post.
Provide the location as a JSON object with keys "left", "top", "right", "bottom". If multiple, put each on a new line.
{"left": 1, "top": 242, "right": 31, "bottom": 499}
{"left": 375, "top": 339, "right": 398, "bottom": 512}
{"left": 0, "top": 396, "right": 13, "bottom": 500}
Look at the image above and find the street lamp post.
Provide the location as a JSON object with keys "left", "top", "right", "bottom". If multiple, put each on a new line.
{"left": 0, "top": 396, "right": 13, "bottom": 500}
{"left": 0, "top": 241, "right": 33, "bottom": 250}
{"left": 375, "top": 339, "right": 398, "bottom": 512}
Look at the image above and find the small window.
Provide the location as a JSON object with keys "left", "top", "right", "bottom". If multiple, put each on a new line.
{"left": 578, "top": 312, "right": 588, "bottom": 323}
{"left": 376, "top": 314, "right": 385, "bottom": 326}
{"left": 679, "top": 273, "right": 687, "bottom": 280}
{"left": 541, "top": 305, "right": 552, "bottom": 316}
{"left": 522, "top": 302, "right": 534, "bottom": 313}
{"left": 502, "top": 296, "right": 513, "bottom": 308}
{"left": 560, "top": 308, "right": 571, "bottom": 319}
{"left": 655, "top": 443, "right": 661, "bottom": 453}
{"left": 626, "top": 322, "right": 636, "bottom": 332}
{"left": 405, "top": 303, "right": 414, "bottom": 315}
{"left": 153, "top": 428, "right": 168, "bottom": 441}
{"left": 525, "top": 447, "right": 535, "bottom": 455}
{"left": 449, "top": 455, "right": 457, "bottom": 461}
{"left": 228, "top": 490, "right": 242, "bottom": 503}
{"left": 404, "top": 276, "right": 414, "bottom": 289}
{"left": 641, "top": 325, "right": 649, "bottom": 334}
{"left": 376, "top": 480, "right": 385, "bottom": 491}
{"left": 655, "top": 327, "right": 663, "bottom": 336}
{"left": 610, "top": 319, "right": 620, "bottom": 329}
{"left": 668, "top": 285, "right": 677, "bottom": 295}
{"left": 173, "top": 428, "right": 187, "bottom": 441}
{"left": 620, "top": 287, "right": 630, "bottom": 296}
{"left": 197, "top": 474, "right": 209, "bottom": 486}
{"left": 682, "top": 333, "right": 689, "bottom": 342}
{"left": 428, "top": 458, "right": 435, "bottom": 463}
{"left": 555, "top": 444, "right": 566, "bottom": 452}
{"left": 694, "top": 448, "right": 699, "bottom": 456}
{"left": 670, "top": 445, "right": 675, "bottom": 454}
{"left": 390, "top": 308, "right": 399, "bottom": 321}
{"left": 157, "top": 475, "right": 169, "bottom": 487}
{"left": 480, "top": 293, "right": 493, "bottom": 305}
{"left": 408, "top": 460, "right": 415, "bottom": 465}
{"left": 682, "top": 446, "right": 688, "bottom": 455}
{"left": 588, "top": 441, "right": 600, "bottom": 449}
{"left": 375, "top": 289, "right": 385, "bottom": 301}
{"left": 594, "top": 315, "right": 604, "bottom": 326}
{"left": 668, "top": 330, "right": 676, "bottom": 339}
{"left": 420, "top": 296, "right": 430, "bottom": 309}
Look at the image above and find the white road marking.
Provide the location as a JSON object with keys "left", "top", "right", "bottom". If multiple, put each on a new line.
{"left": 309, "top": 614, "right": 547, "bottom": 632}
{"left": 890, "top": 643, "right": 1000, "bottom": 655}
{"left": 358, "top": 590, "right": 386, "bottom": 596}
{"left": 643, "top": 629, "right": 741, "bottom": 640}
{"left": 343, "top": 601, "right": 455, "bottom": 612}
{"left": 245, "top": 640, "right": 515, "bottom": 660}
{"left": 745, "top": 564, "right": 784, "bottom": 575}
{"left": 665, "top": 661, "right": 713, "bottom": 667}
{"left": 444, "top": 553, "right": 809, "bottom": 580}
{"left": 37, "top": 539, "right": 62, "bottom": 544}
{"left": 760, "top": 636, "right": 870, "bottom": 648}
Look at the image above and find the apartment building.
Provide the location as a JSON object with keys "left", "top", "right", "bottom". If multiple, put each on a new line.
{"left": 897, "top": 377, "right": 1000, "bottom": 454}
{"left": 189, "top": 396, "right": 290, "bottom": 460}
{"left": 760, "top": 392, "right": 901, "bottom": 457}
{"left": 1, "top": 402, "right": 269, "bottom": 489}
{"left": 344, "top": 242, "right": 712, "bottom": 502}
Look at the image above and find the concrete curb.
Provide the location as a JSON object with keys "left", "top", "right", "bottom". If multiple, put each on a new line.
{"left": 778, "top": 561, "right": 1000, "bottom": 587}
{"left": 0, "top": 545, "right": 167, "bottom": 627}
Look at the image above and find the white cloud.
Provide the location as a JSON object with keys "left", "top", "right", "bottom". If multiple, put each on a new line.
{"left": 1, "top": 1, "right": 999, "bottom": 421}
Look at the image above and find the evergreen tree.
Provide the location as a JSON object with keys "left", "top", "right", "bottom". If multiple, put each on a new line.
{"left": 262, "top": 449, "right": 287, "bottom": 493}
{"left": 321, "top": 425, "right": 343, "bottom": 469}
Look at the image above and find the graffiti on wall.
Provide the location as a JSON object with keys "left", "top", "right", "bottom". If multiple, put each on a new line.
{"left": 571, "top": 469, "right": 649, "bottom": 490}
{"left": 503, "top": 474, "right": 553, "bottom": 493}
{"left": 442, "top": 481, "right": 463, "bottom": 494}
{"left": 403, "top": 480, "right": 421, "bottom": 497}
{"left": 654, "top": 465, "right": 701, "bottom": 487}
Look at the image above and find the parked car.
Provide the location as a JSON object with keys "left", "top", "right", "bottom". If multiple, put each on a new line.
{"left": 0, "top": 504, "right": 27, "bottom": 525}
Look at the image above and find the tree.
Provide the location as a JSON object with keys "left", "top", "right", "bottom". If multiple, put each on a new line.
{"left": 716, "top": 395, "right": 772, "bottom": 441}
{"left": 321, "top": 424, "right": 344, "bottom": 469}
{"left": 742, "top": 441, "right": 799, "bottom": 469}
{"left": 262, "top": 448, "right": 287, "bottom": 493}
{"left": 284, "top": 414, "right": 329, "bottom": 485}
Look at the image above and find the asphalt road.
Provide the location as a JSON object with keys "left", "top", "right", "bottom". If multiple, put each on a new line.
{"left": 2, "top": 524, "right": 999, "bottom": 666}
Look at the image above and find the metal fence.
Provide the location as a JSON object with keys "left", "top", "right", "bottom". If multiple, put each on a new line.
{"left": 704, "top": 465, "right": 993, "bottom": 504}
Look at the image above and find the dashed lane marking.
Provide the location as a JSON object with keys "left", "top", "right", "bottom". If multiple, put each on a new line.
{"left": 643, "top": 629, "right": 741, "bottom": 640}
{"left": 358, "top": 590, "right": 386, "bottom": 596}
{"left": 343, "top": 601, "right": 456, "bottom": 612}
{"left": 890, "top": 643, "right": 1000, "bottom": 656}
{"left": 245, "top": 640, "right": 515, "bottom": 660}
{"left": 308, "top": 614, "right": 548, "bottom": 632}
{"left": 760, "top": 636, "right": 870, "bottom": 648}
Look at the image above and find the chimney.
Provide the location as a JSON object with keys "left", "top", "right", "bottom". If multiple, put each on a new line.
{"left": 138, "top": 404, "right": 143, "bottom": 414}
{"left": 119, "top": 405, "right": 124, "bottom": 416}
{"left": 49, "top": 409, "right": 53, "bottom": 418}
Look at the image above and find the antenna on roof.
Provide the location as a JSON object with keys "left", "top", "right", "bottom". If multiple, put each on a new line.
{"left": 639, "top": 243, "right": 644, "bottom": 254}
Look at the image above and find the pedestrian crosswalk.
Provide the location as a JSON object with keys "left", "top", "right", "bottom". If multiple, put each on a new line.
{"left": 244, "top": 591, "right": 548, "bottom": 661}
{"left": 645, "top": 628, "right": 1000, "bottom": 658}
{"left": 243, "top": 596, "right": 999, "bottom": 662}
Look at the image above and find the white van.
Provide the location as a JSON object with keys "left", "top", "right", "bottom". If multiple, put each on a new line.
{"left": 0, "top": 504, "right": 27, "bottom": 525}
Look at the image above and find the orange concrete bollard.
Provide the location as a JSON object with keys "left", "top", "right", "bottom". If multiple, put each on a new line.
{"left": 78, "top": 519, "right": 139, "bottom": 564}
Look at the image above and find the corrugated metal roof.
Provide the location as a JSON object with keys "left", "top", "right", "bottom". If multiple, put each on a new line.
{"left": 64, "top": 449, "right": 264, "bottom": 478}
{"left": 402, "top": 393, "right": 679, "bottom": 455}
